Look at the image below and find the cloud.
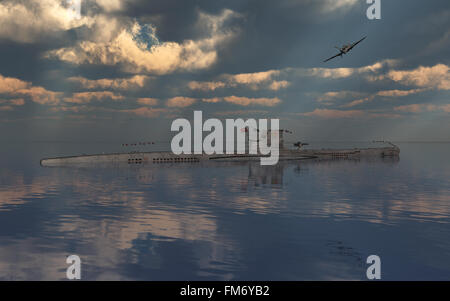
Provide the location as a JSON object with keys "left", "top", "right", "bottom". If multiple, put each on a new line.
{"left": 189, "top": 60, "right": 396, "bottom": 93}
{"left": 320, "top": 0, "right": 359, "bottom": 13}
{"left": 188, "top": 69, "right": 289, "bottom": 91}
{"left": 383, "top": 64, "right": 450, "bottom": 90}
{"left": 47, "top": 30, "right": 216, "bottom": 74}
{"left": 68, "top": 75, "right": 149, "bottom": 90}
{"left": 376, "top": 89, "right": 426, "bottom": 97}
{"left": 340, "top": 97, "right": 372, "bottom": 108}
{"left": 167, "top": 97, "right": 197, "bottom": 107}
{"left": 202, "top": 97, "right": 222, "bottom": 103}
{"left": 309, "top": 67, "right": 355, "bottom": 79}
{"left": 50, "top": 105, "right": 93, "bottom": 113}
{"left": 15, "top": 87, "right": 61, "bottom": 105}
{"left": 200, "top": 96, "right": 282, "bottom": 106}
{"left": 188, "top": 81, "right": 226, "bottom": 91}
{"left": 300, "top": 108, "right": 364, "bottom": 118}
{"left": 122, "top": 107, "right": 168, "bottom": 118}
{"left": 339, "top": 89, "right": 426, "bottom": 108}
{"left": 0, "top": 0, "right": 92, "bottom": 43}
{"left": 317, "top": 91, "right": 365, "bottom": 102}
{"left": 226, "top": 70, "right": 289, "bottom": 91}
{"left": 268, "top": 80, "right": 290, "bottom": 91}
{"left": 298, "top": 60, "right": 398, "bottom": 80}
{"left": 224, "top": 96, "right": 281, "bottom": 107}
{"left": 284, "top": 0, "right": 359, "bottom": 14}
{"left": 64, "top": 91, "right": 124, "bottom": 104}
{"left": 228, "top": 70, "right": 280, "bottom": 85}
{"left": 95, "top": 0, "right": 124, "bottom": 12}
{"left": 189, "top": 63, "right": 386, "bottom": 92}
{"left": 137, "top": 98, "right": 158, "bottom": 106}
{"left": 0, "top": 74, "right": 62, "bottom": 105}
{"left": 0, "top": 97, "right": 23, "bottom": 111}
{"left": 215, "top": 110, "right": 269, "bottom": 116}
{"left": 394, "top": 104, "right": 450, "bottom": 113}
{"left": 0, "top": 98, "right": 25, "bottom": 106}
{"left": 10, "top": 98, "right": 25, "bottom": 106}
{"left": 190, "top": 61, "right": 396, "bottom": 93}
{"left": 0, "top": 75, "right": 29, "bottom": 94}
{"left": 46, "top": 9, "right": 241, "bottom": 74}
{"left": 394, "top": 104, "right": 427, "bottom": 113}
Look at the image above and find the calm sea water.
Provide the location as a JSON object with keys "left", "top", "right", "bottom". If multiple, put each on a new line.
{"left": 0, "top": 142, "right": 449, "bottom": 280}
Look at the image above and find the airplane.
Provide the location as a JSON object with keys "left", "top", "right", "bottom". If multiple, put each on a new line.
{"left": 323, "top": 36, "right": 367, "bottom": 62}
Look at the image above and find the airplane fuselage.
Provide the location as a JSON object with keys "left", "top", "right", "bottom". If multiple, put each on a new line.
{"left": 341, "top": 45, "right": 351, "bottom": 53}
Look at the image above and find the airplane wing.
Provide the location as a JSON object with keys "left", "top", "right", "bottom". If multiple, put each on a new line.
{"left": 323, "top": 52, "right": 342, "bottom": 62}
{"left": 348, "top": 36, "right": 366, "bottom": 51}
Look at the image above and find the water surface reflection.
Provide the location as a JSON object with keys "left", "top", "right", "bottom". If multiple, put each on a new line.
{"left": 0, "top": 143, "right": 449, "bottom": 280}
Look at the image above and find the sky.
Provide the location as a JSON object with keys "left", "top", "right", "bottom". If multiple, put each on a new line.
{"left": 0, "top": 0, "right": 449, "bottom": 143}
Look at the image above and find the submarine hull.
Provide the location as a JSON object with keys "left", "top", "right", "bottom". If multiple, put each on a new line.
{"left": 40, "top": 146, "right": 400, "bottom": 167}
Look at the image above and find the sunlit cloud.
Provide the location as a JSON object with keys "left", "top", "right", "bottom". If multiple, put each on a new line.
{"left": 309, "top": 67, "right": 354, "bottom": 79}
{"left": 215, "top": 110, "right": 269, "bottom": 116}
{"left": 68, "top": 75, "right": 149, "bottom": 90}
{"left": 382, "top": 64, "right": 450, "bottom": 90}
{"left": 229, "top": 70, "right": 280, "bottom": 85}
{"left": 340, "top": 89, "right": 426, "bottom": 108}
{"left": 15, "top": 87, "right": 61, "bottom": 105}
{"left": 284, "top": 0, "right": 359, "bottom": 14}
{"left": 137, "top": 98, "right": 158, "bottom": 106}
{"left": 320, "top": 0, "right": 359, "bottom": 13}
{"left": 95, "top": 0, "right": 124, "bottom": 12}
{"left": 268, "top": 80, "right": 290, "bottom": 91}
{"left": 377, "top": 89, "right": 426, "bottom": 97}
{"left": 317, "top": 91, "right": 365, "bottom": 102}
{"left": 167, "top": 97, "right": 197, "bottom": 108}
{"left": 0, "top": 74, "right": 61, "bottom": 105}
{"left": 188, "top": 70, "right": 289, "bottom": 91}
{"left": 0, "top": 75, "right": 29, "bottom": 93}
{"left": 202, "top": 97, "right": 222, "bottom": 103}
{"left": 0, "top": 0, "right": 92, "bottom": 43}
{"left": 64, "top": 91, "right": 124, "bottom": 104}
{"left": 188, "top": 81, "right": 226, "bottom": 91}
{"left": 300, "top": 108, "right": 365, "bottom": 118}
{"left": 46, "top": 9, "right": 241, "bottom": 74}
{"left": 340, "top": 97, "right": 372, "bottom": 108}
{"left": 307, "top": 60, "right": 394, "bottom": 79}
{"left": 224, "top": 96, "right": 281, "bottom": 107}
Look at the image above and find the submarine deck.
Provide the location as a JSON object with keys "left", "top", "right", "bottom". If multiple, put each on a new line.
{"left": 40, "top": 145, "right": 400, "bottom": 167}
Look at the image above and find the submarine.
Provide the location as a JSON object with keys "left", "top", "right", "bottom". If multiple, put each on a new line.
{"left": 40, "top": 132, "right": 400, "bottom": 167}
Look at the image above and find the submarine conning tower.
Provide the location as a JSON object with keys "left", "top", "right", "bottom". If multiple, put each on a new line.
{"left": 246, "top": 128, "right": 290, "bottom": 151}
